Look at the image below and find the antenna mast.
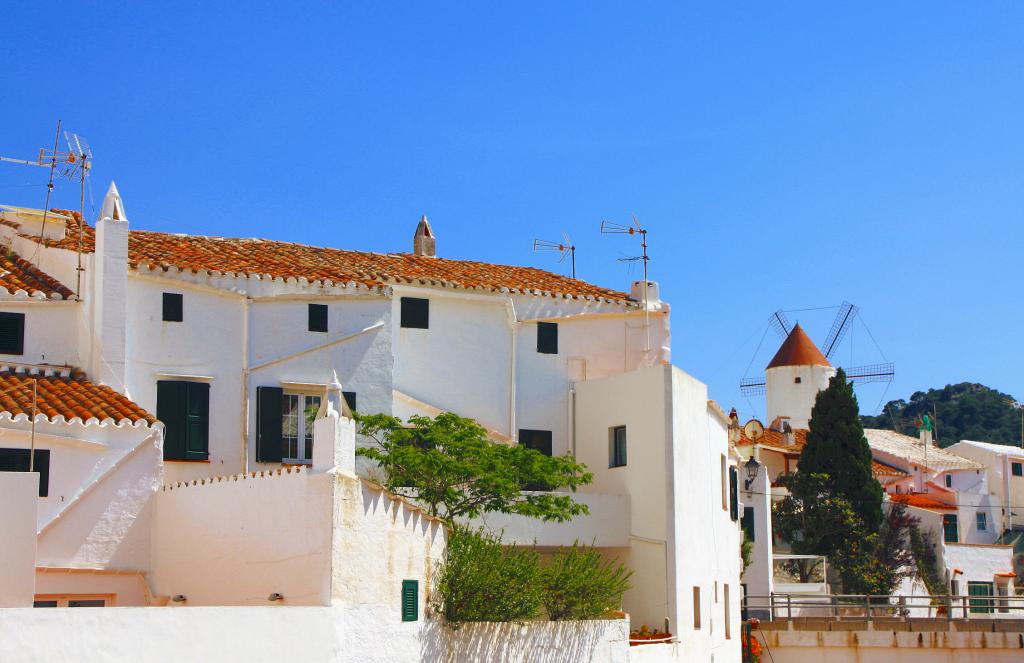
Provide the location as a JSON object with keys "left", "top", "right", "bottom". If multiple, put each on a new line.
{"left": 533, "top": 233, "right": 576, "bottom": 279}
{"left": 601, "top": 215, "right": 651, "bottom": 352}
{"left": 64, "top": 132, "right": 93, "bottom": 298}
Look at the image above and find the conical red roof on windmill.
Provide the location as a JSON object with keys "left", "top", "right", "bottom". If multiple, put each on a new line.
{"left": 766, "top": 323, "right": 831, "bottom": 369}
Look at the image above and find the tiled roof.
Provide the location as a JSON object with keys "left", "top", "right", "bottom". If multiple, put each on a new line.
{"left": 872, "top": 460, "right": 908, "bottom": 478}
{"left": 0, "top": 251, "right": 74, "bottom": 299}
{"left": 865, "top": 429, "right": 984, "bottom": 472}
{"left": 739, "top": 428, "right": 808, "bottom": 454}
{"left": 953, "top": 440, "right": 1024, "bottom": 456}
{"left": 27, "top": 211, "right": 631, "bottom": 302}
{"left": 767, "top": 324, "right": 831, "bottom": 369}
{"left": 889, "top": 493, "right": 957, "bottom": 511}
{"left": 0, "top": 369, "right": 154, "bottom": 426}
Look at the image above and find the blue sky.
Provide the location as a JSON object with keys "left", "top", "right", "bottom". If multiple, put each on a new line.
{"left": 2, "top": 3, "right": 1021, "bottom": 421}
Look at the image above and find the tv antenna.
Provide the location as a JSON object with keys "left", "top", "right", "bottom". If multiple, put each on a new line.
{"left": 601, "top": 215, "right": 651, "bottom": 352}
{"left": 533, "top": 233, "right": 576, "bottom": 279}
{"left": 0, "top": 122, "right": 93, "bottom": 298}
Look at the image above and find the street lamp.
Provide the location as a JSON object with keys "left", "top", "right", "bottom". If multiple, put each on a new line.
{"left": 744, "top": 457, "right": 761, "bottom": 490}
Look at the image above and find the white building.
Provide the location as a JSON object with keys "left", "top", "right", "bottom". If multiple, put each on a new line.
{"left": 0, "top": 186, "right": 741, "bottom": 661}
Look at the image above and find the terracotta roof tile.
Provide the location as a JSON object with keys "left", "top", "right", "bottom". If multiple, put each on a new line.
{"left": 30, "top": 211, "right": 630, "bottom": 302}
{"left": 889, "top": 493, "right": 957, "bottom": 511}
{"left": 872, "top": 460, "right": 908, "bottom": 478}
{"left": 766, "top": 324, "right": 831, "bottom": 369}
{"left": 0, "top": 370, "right": 154, "bottom": 426}
{"left": 739, "top": 428, "right": 808, "bottom": 453}
{"left": 0, "top": 251, "right": 73, "bottom": 299}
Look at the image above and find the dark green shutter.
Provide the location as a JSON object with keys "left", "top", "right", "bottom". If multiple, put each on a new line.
{"left": 162, "top": 293, "right": 183, "bottom": 322}
{"left": 308, "top": 304, "right": 328, "bottom": 332}
{"left": 0, "top": 312, "right": 25, "bottom": 355}
{"left": 257, "top": 386, "right": 284, "bottom": 463}
{"left": 537, "top": 322, "right": 558, "bottom": 354}
{"left": 185, "top": 382, "right": 209, "bottom": 459}
{"left": 158, "top": 381, "right": 188, "bottom": 460}
{"left": 401, "top": 579, "right": 418, "bottom": 622}
{"left": 742, "top": 506, "right": 755, "bottom": 541}
{"left": 729, "top": 467, "right": 739, "bottom": 521}
{"left": 943, "top": 514, "right": 958, "bottom": 543}
{"left": 400, "top": 297, "right": 429, "bottom": 329}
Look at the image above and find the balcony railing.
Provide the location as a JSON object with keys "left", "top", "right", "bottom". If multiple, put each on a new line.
{"left": 744, "top": 592, "right": 1024, "bottom": 621}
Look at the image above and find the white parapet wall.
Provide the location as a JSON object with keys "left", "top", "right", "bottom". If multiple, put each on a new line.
{"left": 423, "top": 619, "right": 631, "bottom": 663}
{"left": 0, "top": 472, "right": 38, "bottom": 607}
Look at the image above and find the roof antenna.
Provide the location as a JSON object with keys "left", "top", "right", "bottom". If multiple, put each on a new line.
{"left": 601, "top": 215, "right": 650, "bottom": 352}
{"left": 532, "top": 232, "right": 576, "bottom": 279}
{"left": 63, "top": 131, "right": 93, "bottom": 298}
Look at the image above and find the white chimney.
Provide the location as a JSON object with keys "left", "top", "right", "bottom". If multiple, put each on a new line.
{"left": 413, "top": 215, "right": 435, "bottom": 257}
{"left": 91, "top": 182, "right": 129, "bottom": 392}
{"left": 630, "top": 280, "right": 660, "bottom": 307}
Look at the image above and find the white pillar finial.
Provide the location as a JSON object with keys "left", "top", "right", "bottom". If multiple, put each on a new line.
{"left": 99, "top": 181, "right": 127, "bottom": 222}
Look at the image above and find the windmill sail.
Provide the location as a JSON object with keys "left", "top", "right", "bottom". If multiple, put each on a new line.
{"left": 822, "top": 301, "right": 858, "bottom": 360}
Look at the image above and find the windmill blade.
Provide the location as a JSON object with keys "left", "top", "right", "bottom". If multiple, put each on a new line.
{"left": 843, "top": 362, "right": 894, "bottom": 385}
{"left": 822, "top": 301, "right": 858, "bottom": 360}
{"left": 740, "top": 377, "right": 766, "bottom": 396}
{"left": 769, "top": 310, "right": 792, "bottom": 339}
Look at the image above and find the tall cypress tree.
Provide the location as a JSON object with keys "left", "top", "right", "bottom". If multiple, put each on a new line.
{"left": 799, "top": 368, "right": 884, "bottom": 532}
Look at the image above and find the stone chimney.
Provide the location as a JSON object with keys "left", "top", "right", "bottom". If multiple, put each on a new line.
{"left": 413, "top": 215, "right": 435, "bottom": 257}
{"left": 91, "top": 182, "right": 129, "bottom": 392}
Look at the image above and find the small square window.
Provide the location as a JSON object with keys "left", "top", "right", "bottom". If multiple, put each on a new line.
{"left": 308, "top": 304, "right": 328, "bottom": 332}
{"left": 945, "top": 474, "right": 953, "bottom": 488}
{"left": 977, "top": 512, "right": 987, "bottom": 531}
{"left": 609, "top": 426, "right": 627, "bottom": 468}
{"left": 0, "top": 312, "right": 25, "bottom": 354}
{"left": 1012, "top": 462, "right": 1023, "bottom": 477}
{"left": 162, "top": 293, "right": 183, "bottom": 322}
{"left": 537, "top": 322, "right": 558, "bottom": 354}
{"left": 400, "top": 297, "right": 429, "bottom": 329}
{"left": 0, "top": 448, "right": 49, "bottom": 496}
{"left": 794, "top": 376, "right": 801, "bottom": 384}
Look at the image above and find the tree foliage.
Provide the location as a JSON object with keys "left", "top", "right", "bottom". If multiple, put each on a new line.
{"left": 435, "top": 529, "right": 631, "bottom": 624}
{"left": 800, "top": 368, "right": 884, "bottom": 532}
{"left": 434, "top": 527, "right": 544, "bottom": 624}
{"left": 541, "top": 542, "right": 632, "bottom": 621}
{"left": 862, "top": 382, "right": 1021, "bottom": 448}
{"left": 356, "top": 412, "right": 593, "bottom": 523}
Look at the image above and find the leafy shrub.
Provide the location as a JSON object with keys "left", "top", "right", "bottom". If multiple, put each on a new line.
{"left": 541, "top": 542, "right": 632, "bottom": 620}
{"left": 434, "top": 527, "right": 544, "bottom": 624}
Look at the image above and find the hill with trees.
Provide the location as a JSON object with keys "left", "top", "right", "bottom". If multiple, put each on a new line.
{"left": 861, "top": 382, "right": 1022, "bottom": 448}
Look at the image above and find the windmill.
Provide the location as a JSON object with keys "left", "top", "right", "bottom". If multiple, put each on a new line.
{"left": 739, "top": 301, "right": 894, "bottom": 397}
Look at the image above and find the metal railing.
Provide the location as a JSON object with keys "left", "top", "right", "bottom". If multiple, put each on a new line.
{"left": 743, "top": 593, "right": 1024, "bottom": 621}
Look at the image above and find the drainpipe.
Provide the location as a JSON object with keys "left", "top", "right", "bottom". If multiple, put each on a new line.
{"left": 240, "top": 296, "right": 251, "bottom": 475}
{"left": 1004, "top": 454, "right": 1013, "bottom": 531}
{"left": 569, "top": 382, "right": 577, "bottom": 458}
{"left": 505, "top": 297, "right": 518, "bottom": 440}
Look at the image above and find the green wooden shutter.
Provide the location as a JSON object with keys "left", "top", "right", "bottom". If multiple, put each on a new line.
{"left": 257, "top": 386, "right": 284, "bottom": 463}
{"left": 729, "top": 467, "right": 739, "bottom": 521}
{"left": 157, "top": 381, "right": 188, "bottom": 460}
{"left": 401, "top": 580, "right": 418, "bottom": 622}
{"left": 185, "top": 382, "right": 210, "bottom": 459}
{"left": 943, "top": 514, "right": 959, "bottom": 543}
{"left": 742, "top": 506, "right": 755, "bottom": 541}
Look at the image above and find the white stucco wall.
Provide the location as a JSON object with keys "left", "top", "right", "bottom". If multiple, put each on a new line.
{"left": 943, "top": 543, "right": 1015, "bottom": 586}
{"left": 667, "top": 367, "right": 742, "bottom": 663}
{"left": 0, "top": 302, "right": 80, "bottom": 367}
{"left": 151, "top": 467, "right": 335, "bottom": 605}
{"left": 0, "top": 472, "right": 38, "bottom": 607}
{"left": 425, "top": 618, "right": 631, "bottom": 663}
{"left": 469, "top": 492, "right": 630, "bottom": 547}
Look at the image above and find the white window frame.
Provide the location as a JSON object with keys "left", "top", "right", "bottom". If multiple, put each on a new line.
{"left": 282, "top": 391, "right": 321, "bottom": 464}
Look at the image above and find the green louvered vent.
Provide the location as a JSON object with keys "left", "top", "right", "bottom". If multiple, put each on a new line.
{"left": 401, "top": 579, "right": 418, "bottom": 622}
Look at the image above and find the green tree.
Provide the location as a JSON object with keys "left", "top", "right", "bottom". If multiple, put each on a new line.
{"left": 541, "top": 542, "right": 632, "bottom": 620}
{"left": 862, "top": 382, "right": 1021, "bottom": 448}
{"left": 356, "top": 412, "right": 593, "bottom": 523}
{"left": 800, "top": 368, "right": 884, "bottom": 532}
